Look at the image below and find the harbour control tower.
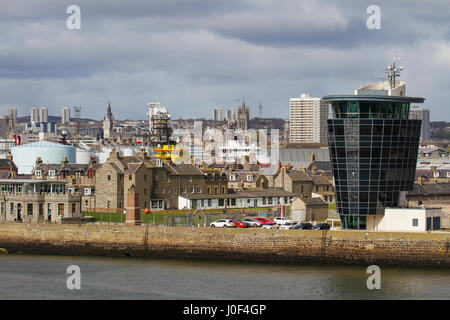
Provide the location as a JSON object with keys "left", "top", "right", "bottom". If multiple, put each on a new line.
{"left": 324, "top": 60, "right": 425, "bottom": 230}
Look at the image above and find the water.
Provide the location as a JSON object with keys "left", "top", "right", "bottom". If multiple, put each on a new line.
{"left": 0, "top": 254, "right": 449, "bottom": 299}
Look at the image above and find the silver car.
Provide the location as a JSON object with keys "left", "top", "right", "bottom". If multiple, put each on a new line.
{"left": 241, "top": 218, "right": 263, "bottom": 227}
{"left": 279, "top": 222, "right": 298, "bottom": 230}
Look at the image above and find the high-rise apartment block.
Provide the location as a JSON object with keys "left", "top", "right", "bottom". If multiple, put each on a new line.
{"left": 30, "top": 107, "right": 39, "bottom": 123}
{"left": 289, "top": 93, "right": 328, "bottom": 143}
{"left": 61, "top": 107, "right": 70, "bottom": 124}
{"left": 39, "top": 107, "right": 48, "bottom": 123}
{"left": 409, "top": 106, "right": 430, "bottom": 141}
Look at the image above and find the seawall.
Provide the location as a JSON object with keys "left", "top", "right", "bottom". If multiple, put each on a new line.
{"left": 0, "top": 223, "right": 449, "bottom": 268}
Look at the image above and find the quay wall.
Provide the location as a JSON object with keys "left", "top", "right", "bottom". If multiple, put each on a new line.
{"left": 0, "top": 223, "right": 449, "bottom": 268}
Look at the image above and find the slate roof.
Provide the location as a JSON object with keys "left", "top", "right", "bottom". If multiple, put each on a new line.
{"left": 35, "top": 163, "right": 89, "bottom": 175}
{"left": 0, "top": 159, "right": 16, "bottom": 170}
{"left": 286, "top": 170, "right": 312, "bottom": 182}
{"left": 410, "top": 183, "right": 450, "bottom": 196}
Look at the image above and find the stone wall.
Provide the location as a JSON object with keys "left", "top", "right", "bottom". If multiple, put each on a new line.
{"left": 0, "top": 223, "right": 448, "bottom": 268}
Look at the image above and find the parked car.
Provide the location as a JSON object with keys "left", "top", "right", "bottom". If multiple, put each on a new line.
{"left": 261, "top": 222, "right": 278, "bottom": 229}
{"left": 210, "top": 219, "right": 235, "bottom": 228}
{"left": 294, "top": 222, "right": 313, "bottom": 230}
{"left": 312, "top": 223, "right": 331, "bottom": 230}
{"left": 242, "top": 218, "right": 263, "bottom": 227}
{"left": 274, "top": 217, "right": 295, "bottom": 225}
{"left": 254, "top": 217, "right": 274, "bottom": 225}
{"left": 232, "top": 219, "right": 250, "bottom": 228}
{"left": 279, "top": 222, "right": 298, "bottom": 230}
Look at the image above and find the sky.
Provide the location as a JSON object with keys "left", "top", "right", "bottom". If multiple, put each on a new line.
{"left": 0, "top": 0, "right": 449, "bottom": 121}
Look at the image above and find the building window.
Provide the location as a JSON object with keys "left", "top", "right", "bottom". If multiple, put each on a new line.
{"left": 84, "top": 188, "right": 91, "bottom": 195}
{"left": 229, "top": 175, "right": 236, "bottom": 181}
{"left": 207, "top": 187, "right": 211, "bottom": 194}
{"left": 75, "top": 172, "right": 81, "bottom": 178}
{"left": 218, "top": 199, "right": 224, "bottom": 206}
{"left": 49, "top": 170, "right": 55, "bottom": 178}
{"left": 84, "top": 200, "right": 88, "bottom": 207}
{"left": 191, "top": 187, "right": 195, "bottom": 193}
{"left": 144, "top": 175, "right": 147, "bottom": 181}
{"left": 129, "top": 175, "right": 132, "bottom": 180}
{"left": 189, "top": 177, "right": 193, "bottom": 182}
{"left": 166, "top": 176, "right": 170, "bottom": 183}
{"left": 39, "top": 203, "right": 43, "bottom": 215}
{"left": 72, "top": 203, "right": 76, "bottom": 214}
{"left": 48, "top": 203, "right": 52, "bottom": 216}
{"left": 196, "top": 187, "right": 202, "bottom": 193}
{"left": 262, "top": 197, "right": 266, "bottom": 205}
{"left": 412, "top": 218, "right": 419, "bottom": 227}
{"left": 221, "top": 187, "right": 225, "bottom": 194}
{"left": 247, "top": 175, "right": 253, "bottom": 181}
{"left": 27, "top": 203, "right": 33, "bottom": 215}
{"left": 0, "top": 202, "right": 4, "bottom": 214}
{"left": 107, "top": 175, "right": 111, "bottom": 181}
{"left": 215, "top": 187, "right": 218, "bottom": 194}
{"left": 207, "top": 199, "right": 212, "bottom": 207}
{"left": 35, "top": 170, "right": 41, "bottom": 178}
{"left": 10, "top": 203, "right": 14, "bottom": 215}
{"left": 181, "top": 188, "right": 186, "bottom": 193}
{"left": 316, "top": 186, "right": 319, "bottom": 192}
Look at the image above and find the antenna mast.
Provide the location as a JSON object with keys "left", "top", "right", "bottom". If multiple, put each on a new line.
{"left": 385, "top": 51, "right": 403, "bottom": 89}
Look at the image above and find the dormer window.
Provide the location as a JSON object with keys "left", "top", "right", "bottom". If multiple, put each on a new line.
{"left": 35, "top": 170, "right": 41, "bottom": 178}
{"left": 49, "top": 170, "right": 55, "bottom": 178}
{"left": 155, "top": 159, "right": 162, "bottom": 167}
{"left": 229, "top": 175, "right": 236, "bottom": 181}
{"left": 247, "top": 175, "right": 253, "bottom": 181}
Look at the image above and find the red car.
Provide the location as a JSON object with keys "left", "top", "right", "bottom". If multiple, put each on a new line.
{"left": 232, "top": 219, "right": 249, "bottom": 228}
{"left": 254, "top": 217, "right": 274, "bottom": 225}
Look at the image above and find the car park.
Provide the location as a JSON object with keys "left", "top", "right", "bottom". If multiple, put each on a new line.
{"left": 312, "top": 223, "right": 331, "bottom": 230}
{"left": 241, "top": 218, "right": 263, "bottom": 227}
{"left": 294, "top": 222, "right": 313, "bottom": 230}
{"left": 210, "top": 219, "right": 235, "bottom": 228}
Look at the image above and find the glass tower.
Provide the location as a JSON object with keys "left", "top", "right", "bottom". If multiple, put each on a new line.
{"left": 324, "top": 95, "right": 425, "bottom": 229}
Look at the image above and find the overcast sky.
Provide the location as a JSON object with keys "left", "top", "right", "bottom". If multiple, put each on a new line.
{"left": 0, "top": 0, "right": 449, "bottom": 121}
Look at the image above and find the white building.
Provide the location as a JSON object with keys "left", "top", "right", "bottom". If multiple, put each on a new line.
{"left": 367, "top": 207, "right": 443, "bottom": 232}
{"left": 410, "top": 106, "right": 431, "bottom": 141}
{"left": 289, "top": 93, "right": 328, "bottom": 143}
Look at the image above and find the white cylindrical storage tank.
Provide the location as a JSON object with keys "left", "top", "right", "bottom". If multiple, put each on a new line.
{"left": 120, "top": 147, "right": 136, "bottom": 157}
{"left": 96, "top": 147, "right": 112, "bottom": 164}
{"left": 11, "top": 141, "right": 76, "bottom": 174}
{"left": 76, "top": 148, "right": 93, "bottom": 164}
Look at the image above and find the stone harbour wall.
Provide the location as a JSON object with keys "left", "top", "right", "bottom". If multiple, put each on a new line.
{"left": 0, "top": 223, "right": 449, "bottom": 268}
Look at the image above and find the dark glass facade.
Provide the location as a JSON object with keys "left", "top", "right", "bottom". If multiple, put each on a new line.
{"left": 325, "top": 96, "right": 424, "bottom": 230}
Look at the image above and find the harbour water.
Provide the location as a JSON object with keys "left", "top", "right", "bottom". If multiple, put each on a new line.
{"left": 0, "top": 254, "right": 449, "bottom": 299}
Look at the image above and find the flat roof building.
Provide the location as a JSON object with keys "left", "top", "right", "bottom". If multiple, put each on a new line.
{"left": 289, "top": 94, "right": 328, "bottom": 143}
